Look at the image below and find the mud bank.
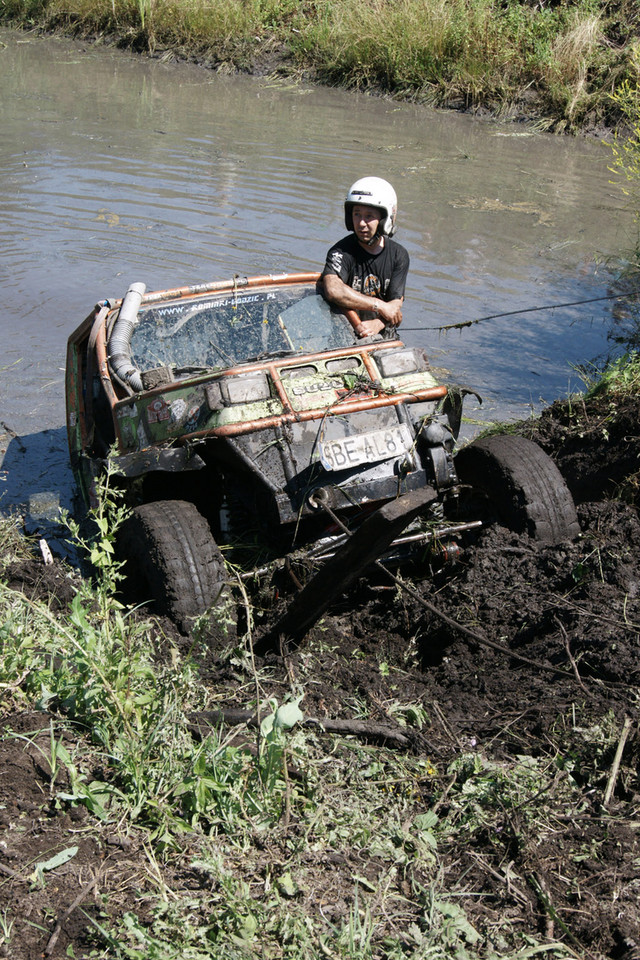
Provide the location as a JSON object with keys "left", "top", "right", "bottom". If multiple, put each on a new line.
{"left": 1, "top": 389, "right": 639, "bottom": 959}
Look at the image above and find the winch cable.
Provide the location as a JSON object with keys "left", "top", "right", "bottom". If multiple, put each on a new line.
{"left": 401, "top": 291, "right": 637, "bottom": 334}
{"left": 311, "top": 499, "right": 582, "bottom": 682}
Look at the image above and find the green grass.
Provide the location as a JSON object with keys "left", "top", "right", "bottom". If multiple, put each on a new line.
{"left": 583, "top": 348, "right": 640, "bottom": 396}
{"left": 1, "top": 0, "right": 639, "bottom": 131}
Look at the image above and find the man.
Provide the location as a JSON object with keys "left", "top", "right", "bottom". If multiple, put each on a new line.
{"left": 321, "top": 177, "right": 410, "bottom": 338}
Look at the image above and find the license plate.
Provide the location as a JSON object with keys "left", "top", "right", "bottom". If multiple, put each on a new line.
{"left": 319, "top": 423, "right": 413, "bottom": 472}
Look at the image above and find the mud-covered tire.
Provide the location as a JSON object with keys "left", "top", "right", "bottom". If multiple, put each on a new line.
{"left": 118, "top": 499, "right": 229, "bottom": 630}
{"left": 454, "top": 434, "right": 580, "bottom": 543}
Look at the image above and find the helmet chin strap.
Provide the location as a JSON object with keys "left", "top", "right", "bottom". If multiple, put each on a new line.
{"left": 362, "top": 233, "right": 384, "bottom": 249}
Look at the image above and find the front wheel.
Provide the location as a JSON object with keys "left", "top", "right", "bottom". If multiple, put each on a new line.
{"left": 118, "top": 499, "right": 229, "bottom": 630}
{"left": 454, "top": 434, "right": 580, "bottom": 544}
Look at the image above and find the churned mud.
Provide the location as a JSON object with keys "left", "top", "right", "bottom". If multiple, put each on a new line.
{"left": 1, "top": 391, "right": 639, "bottom": 959}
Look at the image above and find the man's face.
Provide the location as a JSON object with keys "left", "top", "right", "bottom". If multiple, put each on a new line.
{"left": 351, "top": 204, "right": 382, "bottom": 247}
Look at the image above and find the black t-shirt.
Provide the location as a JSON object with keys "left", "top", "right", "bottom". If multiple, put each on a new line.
{"left": 322, "top": 234, "right": 410, "bottom": 302}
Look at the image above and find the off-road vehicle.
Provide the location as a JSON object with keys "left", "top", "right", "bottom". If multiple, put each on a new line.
{"left": 66, "top": 273, "right": 580, "bottom": 632}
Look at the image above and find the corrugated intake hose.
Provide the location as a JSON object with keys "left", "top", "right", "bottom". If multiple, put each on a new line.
{"left": 108, "top": 281, "right": 146, "bottom": 393}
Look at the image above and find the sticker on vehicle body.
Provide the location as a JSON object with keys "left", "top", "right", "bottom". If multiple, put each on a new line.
{"left": 170, "top": 398, "right": 187, "bottom": 423}
{"left": 147, "top": 398, "right": 170, "bottom": 423}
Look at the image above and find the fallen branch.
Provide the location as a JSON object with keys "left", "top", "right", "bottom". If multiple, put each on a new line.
{"left": 286, "top": 497, "right": 584, "bottom": 683}
{"left": 529, "top": 872, "right": 595, "bottom": 960}
{"left": 189, "top": 709, "right": 413, "bottom": 749}
{"left": 305, "top": 716, "right": 412, "bottom": 747}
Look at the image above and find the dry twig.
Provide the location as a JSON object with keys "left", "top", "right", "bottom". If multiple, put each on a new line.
{"left": 604, "top": 715, "right": 634, "bottom": 808}
{"left": 45, "top": 865, "right": 107, "bottom": 955}
{"left": 555, "top": 617, "right": 588, "bottom": 691}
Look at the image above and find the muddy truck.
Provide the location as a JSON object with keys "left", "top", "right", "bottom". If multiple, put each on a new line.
{"left": 66, "top": 273, "right": 580, "bottom": 635}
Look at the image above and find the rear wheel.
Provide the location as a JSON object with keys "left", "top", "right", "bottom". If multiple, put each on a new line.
{"left": 454, "top": 434, "right": 579, "bottom": 543}
{"left": 118, "top": 499, "right": 229, "bottom": 630}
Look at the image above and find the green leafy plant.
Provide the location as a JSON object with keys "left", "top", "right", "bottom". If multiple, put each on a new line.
{"left": 63, "top": 454, "right": 130, "bottom": 612}
{"left": 609, "top": 71, "right": 640, "bottom": 206}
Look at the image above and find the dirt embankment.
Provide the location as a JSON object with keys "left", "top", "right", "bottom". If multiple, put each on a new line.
{"left": 1, "top": 389, "right": 639, "bottom": 960}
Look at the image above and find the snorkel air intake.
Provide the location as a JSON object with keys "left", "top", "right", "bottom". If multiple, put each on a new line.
{"left": 108, "top": 281, "right": 146, "bottom": 393}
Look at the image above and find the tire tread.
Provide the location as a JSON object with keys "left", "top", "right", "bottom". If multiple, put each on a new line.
{"left": 119, "top": 499, "right": 227, "bottom": 628}
{"left": 455, "top": 435, "right": 579, "bottom": 543}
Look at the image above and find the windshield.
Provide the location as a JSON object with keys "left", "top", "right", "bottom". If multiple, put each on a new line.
{"left": 128, "top": 284, "right": 356, "bottom": 373}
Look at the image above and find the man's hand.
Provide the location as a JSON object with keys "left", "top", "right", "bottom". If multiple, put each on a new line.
{"left": 356, "top": 317, "right": 386, "bottom": 337}
{"left": 376, "top": 299, "right": 403, "bottom": 327}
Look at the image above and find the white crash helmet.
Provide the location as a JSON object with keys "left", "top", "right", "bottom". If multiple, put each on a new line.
{"left": 344, "top": 176, "right": 398, "bottom": 237}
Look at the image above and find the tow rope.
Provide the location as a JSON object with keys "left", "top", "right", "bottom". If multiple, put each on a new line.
{"left": 402, "top": 291, "right": 638, "bottom": 333}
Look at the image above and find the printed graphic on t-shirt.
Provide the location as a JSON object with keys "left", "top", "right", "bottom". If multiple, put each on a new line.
{"left": 328, "top": 251, "right": 343, "bottom": 273}
{"left": 362, "top": 275, "right": 381, "bottom": 297}
{"left": 322, "top": 234, "right": 409, "bottom": 303}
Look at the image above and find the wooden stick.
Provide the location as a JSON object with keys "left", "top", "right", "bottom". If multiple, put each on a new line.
{"left": 273, "top": 493, "right": 584, "bottom": 685}
{"left": 604, "top": 716, "right": 634, "bottom": 808}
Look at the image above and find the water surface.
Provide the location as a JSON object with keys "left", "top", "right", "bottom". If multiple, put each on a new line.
{"left": 0, "top": 30, "right": 634, "bottom": 526}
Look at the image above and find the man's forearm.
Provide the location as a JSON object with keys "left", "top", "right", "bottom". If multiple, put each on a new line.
{"left": 322, "top": 275, "right": 383, "bottom": 315}
{"left": 323, "top": 275, "right": 403, "bottom": 326}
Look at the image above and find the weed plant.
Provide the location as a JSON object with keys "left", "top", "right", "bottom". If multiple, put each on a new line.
{"left": 1, "top": 0, "right": 638, "bottom": 130}
{"left": 0, "top": 467, "right": 305, "bottom": 842}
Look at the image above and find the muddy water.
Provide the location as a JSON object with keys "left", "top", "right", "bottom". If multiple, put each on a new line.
{"left": 0, "top": 29, "right": 635, "bottom": 532}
